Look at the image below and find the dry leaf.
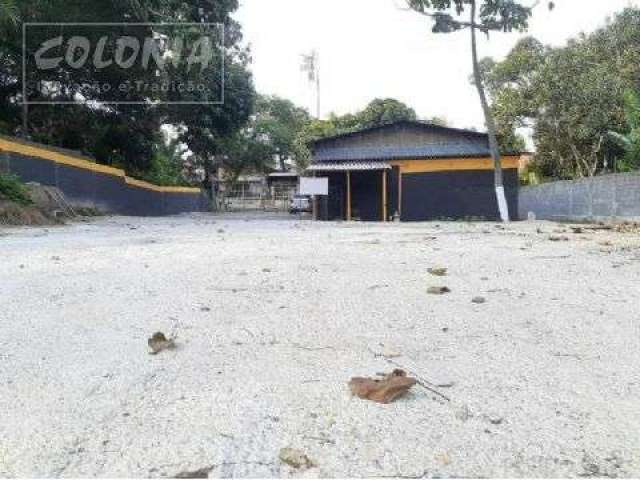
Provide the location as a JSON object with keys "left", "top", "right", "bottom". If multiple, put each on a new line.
{"left": 349, "top": 369, "right": 417, "bottom": 404}
{"left": 427, "top": 286, "right": 451, "bottom": 295}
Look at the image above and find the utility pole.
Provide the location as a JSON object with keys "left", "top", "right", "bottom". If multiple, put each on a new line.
{"left": 22, "top": 102, "right": 29, "bottom": 138}
{"left": 301, "top": 50, "right": 321, "bottom": 119}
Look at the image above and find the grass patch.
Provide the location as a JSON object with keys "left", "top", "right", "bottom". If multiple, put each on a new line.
{"left": 0, "top": 173, "right": 33, "bottom": 205}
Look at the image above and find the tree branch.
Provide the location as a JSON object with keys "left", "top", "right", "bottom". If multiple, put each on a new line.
{"left": 399, "top": 4, "right": 499, "bottom": 34}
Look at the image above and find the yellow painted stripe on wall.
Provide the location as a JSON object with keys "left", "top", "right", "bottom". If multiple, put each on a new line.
{"left": 0, "top": 137, "right": 124, "bottom": 177}
{"left": 0, "top": 136, "right": 200, "bottom": 194}
{"left": 390, "top": 156, "right": 520, "bottom": 174}
{"left": 124, "top": 177, "right": 199, "bottom": 194}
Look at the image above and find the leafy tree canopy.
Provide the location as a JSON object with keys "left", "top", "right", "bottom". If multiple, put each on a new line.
{"left": 0, "top": 0, "right": 254, "bottom": 185}
{"left": 253, "top": 95, "right": 311, "bottom": 171}
{"left": 406, "top": 0, "right": 533, "bottom": 34}
{"left": 480, "top": 8, "right": 640, "bottom": 178}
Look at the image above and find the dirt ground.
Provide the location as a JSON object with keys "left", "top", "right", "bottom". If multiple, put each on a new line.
{"left": 1, "top": 214, "right": 639, "bottom": 478}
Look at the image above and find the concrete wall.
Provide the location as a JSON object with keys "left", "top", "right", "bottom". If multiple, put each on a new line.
{"left": 0, "top": 136, "right": 209, "bottom": 217}
{"left": 519, "top": 173, "right": 640, "bottom": 222}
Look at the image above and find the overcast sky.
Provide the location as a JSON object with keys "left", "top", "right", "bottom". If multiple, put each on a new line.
{"left": 235, "top": 0, "right": 638, "bottom": 131}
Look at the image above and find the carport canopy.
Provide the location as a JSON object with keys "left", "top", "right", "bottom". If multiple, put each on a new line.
{"left": 307, "top": 161, "right": 391, "bottom": 172}
{"left": 306, "top": 161, "right": 392, "bottom": 222}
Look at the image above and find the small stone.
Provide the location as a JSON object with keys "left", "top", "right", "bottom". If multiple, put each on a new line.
{"left": 455, "top": 404, "right": 471, "bottom": 422}
{"left": 174, "top": 466, "right": 214, "bottom": 478}
{"left": 148, "top": 332, "right": 176, "bottom": 355}
{"left": 200, "top": 306, "right": 211, "bottom": 312}
{"left": 428, "top": 267, "right": 448, "bottom": 277}
{"left": 262, "top": 268, "right": 272, "bottom": 273}
{"left": 489, "top": 416, "right": 504, "bottom": 425}
{"left": 278, "top": 447, "right": 314, "bottom": 470}
{"left": 549, "top": 235, "right": 569, "bottom": 242}
{"left": 428, "top": 286, "right": 451, "bottom": 295}
{"left": 436, "top": 381, "right": 455, "bottom": 388}
{"left": 472, "top": 296, "right": 487, "bottom": 304}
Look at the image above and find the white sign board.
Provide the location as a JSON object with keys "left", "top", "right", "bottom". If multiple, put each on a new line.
{"left": 299, "top": 177, "right": 328, "bottom": 196}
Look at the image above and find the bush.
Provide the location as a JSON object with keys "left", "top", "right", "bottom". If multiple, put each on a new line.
{"left": 0, "top": 173, "right": 33, "bottom": 205}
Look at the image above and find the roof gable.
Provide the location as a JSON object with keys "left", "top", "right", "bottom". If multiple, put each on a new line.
{"left": 311, "top": 121, "right": 492, "bottom": 162}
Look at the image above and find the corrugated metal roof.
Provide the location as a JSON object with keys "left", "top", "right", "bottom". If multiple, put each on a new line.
{"left": 313, "top": 144, "right": 492, "bottom": 162}
{"left": 311, "top": 120, "right": 488, "bottom": 146}
{"left": 307, "top": 161, "right": 392, "bottom": 172}
{"left": 268, "top": 172, "right": 298, "bottom": 178}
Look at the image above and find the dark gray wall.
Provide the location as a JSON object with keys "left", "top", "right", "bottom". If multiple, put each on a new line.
{"left": 402, "top": 169, "right": 519, "bottom": 222}
{"left": 519, "top": 173, "right": 640, "bottom": 221}
{"left": 4, "top": 151, "right": 209, "bottom": 217}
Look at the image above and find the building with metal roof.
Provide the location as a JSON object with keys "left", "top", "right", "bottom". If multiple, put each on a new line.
{"left": 308, "top": 121, "right": 521, "bottom": 221}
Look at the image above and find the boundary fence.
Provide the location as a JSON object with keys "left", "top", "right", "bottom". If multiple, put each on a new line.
{"left": 0, "top": 135, "right": 209, "bottom": 216}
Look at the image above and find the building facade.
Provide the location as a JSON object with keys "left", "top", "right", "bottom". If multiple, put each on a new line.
{"left": 308, "top": 121, "right": 521, "bottom": 222}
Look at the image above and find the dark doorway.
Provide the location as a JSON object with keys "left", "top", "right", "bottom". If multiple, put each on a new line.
{"left": 327, "top": 173, "right": 346, "bottom": 220}
{"left": 351, "top": 171, "right": 382, "bottom": 222}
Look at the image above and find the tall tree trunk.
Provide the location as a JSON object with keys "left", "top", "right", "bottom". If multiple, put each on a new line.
{"left": 470, "top": 0, "right": 510, "bottom": 222}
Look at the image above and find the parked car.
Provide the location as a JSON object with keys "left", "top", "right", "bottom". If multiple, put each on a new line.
{"left": 289, "top": 194, "right": 311, "bottom": 214}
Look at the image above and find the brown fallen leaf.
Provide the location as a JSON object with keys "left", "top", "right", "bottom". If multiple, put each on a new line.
{"left": 148, "top": 332, "right": 176, "bottom": 355}
{"left": 349, "top": 369, "right": 417, "bottom": 404}
{"left": 427, "top": 286, "right": 451, "bottom": 295}
{"left": 279, "top": 447, "right": 314, "bottom": 469}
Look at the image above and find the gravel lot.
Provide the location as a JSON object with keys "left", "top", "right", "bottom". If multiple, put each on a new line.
{"left": 1, "top": 214, "right": 639, "bottom": 478}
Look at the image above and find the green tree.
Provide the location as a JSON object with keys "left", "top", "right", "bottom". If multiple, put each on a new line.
{"left": 608, "top": 90, "right": 640, "bottom": 171}
{"left": 481, "top": 9, "right": 640, "bottom": 178}
{"left": 254, "top": 95, "right": 310, "bottom": 171}
{"left": 353, "top": 98, "right": 417, "bottom": 128}
{"left": 477, "top": 37, "right": 543, "bottom": 153}
{"left": 406, "top": 0, "right": 553, "bottom": 221}
{"left": 292, "top": 118, "right": 340, "bottom": 170}
{"left": 0, "top": 0, "right": 254, "bottom": 186}
{"left": 0, "top": 0, "right": 18, "bottom": 24}
{"left": 218, "top": 130, "right": 273, "bottom": 187}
